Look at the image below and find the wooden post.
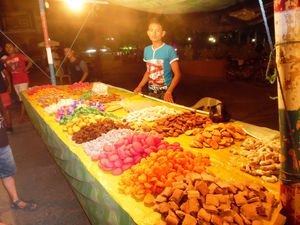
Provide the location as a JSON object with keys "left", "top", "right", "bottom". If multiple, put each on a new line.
{"left": 274, "top": 1, "right": 300, "bottom": 224}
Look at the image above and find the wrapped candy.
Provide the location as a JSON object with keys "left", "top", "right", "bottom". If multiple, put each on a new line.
{"left": 92, "top": 82, "right": 108, "bottom": 95}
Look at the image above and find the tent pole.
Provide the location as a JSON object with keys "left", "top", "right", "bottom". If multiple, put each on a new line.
{"left": 38, "top": 0, "right": 56, "bottom": 85}
{"left": 274, "top": 1, "right": 300, "bottom": 224}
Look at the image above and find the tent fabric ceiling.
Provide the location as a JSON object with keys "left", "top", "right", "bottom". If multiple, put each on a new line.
{"left": 103, "top": 0, "right": 273, "bottom": 32}
{"left": 107, "top": 0, "right": 244, "bottom": 14}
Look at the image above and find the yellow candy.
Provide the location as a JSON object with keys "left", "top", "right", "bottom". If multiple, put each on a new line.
{"left": 72, "top": 126, "right": 80, "bottom": 133}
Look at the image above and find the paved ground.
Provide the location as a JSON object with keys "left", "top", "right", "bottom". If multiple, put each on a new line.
{"left": 0, "top": 60, "right": 279, "bottom": 225}
{"left": 0, "top": 104, "right": 91, "bottom": 225}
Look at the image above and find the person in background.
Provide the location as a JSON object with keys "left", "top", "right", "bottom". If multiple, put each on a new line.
{"left": 0, "top": 101, "right": 37, "bottom": 211}
{"left": 3, "top": 43, "right": 32, "bottom": 123}
{"left": 52, "top": 46, "right": 64, "bottom": 78}
{"left": 134, "top": 17, "right": 181, "bottom": 103}
{"left": 0, "top": 46, "right": 6, "bottom": 60}
{"left": 64, "top": 48, "right": 89, "bottom": 83}
{"left": 0, "top": 57, "right": 12, "bottom": 133}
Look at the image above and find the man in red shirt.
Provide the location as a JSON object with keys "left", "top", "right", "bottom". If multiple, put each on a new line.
{"left": 4, "top": 43, "right": 32, "bottom": 122}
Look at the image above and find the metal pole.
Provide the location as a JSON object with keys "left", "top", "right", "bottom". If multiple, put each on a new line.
{"left": 274, "top": 1, "right": 300, "bottom": 224}
{"left": 38, "top": 0, "right": 56, "bottom": 85}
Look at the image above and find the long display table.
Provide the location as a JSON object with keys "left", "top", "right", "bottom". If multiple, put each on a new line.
{"left": 22, "top": 84, "right": 284, "bottom": 225}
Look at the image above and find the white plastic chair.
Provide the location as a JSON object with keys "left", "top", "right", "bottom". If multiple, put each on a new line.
{"left": 191, "top": 97, "right": 222, "bottom": 110}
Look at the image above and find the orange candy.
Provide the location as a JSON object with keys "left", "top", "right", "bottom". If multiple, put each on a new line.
{"left": 119, "top": 149, "right": 210, "bottom": 201}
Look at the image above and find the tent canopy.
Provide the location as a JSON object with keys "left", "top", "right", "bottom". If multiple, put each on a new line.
{"left": 101, "top": 0, "right": 273, "bottom": 33}
{"left": 107, "top": 0, "right": 241, "bottom": 14}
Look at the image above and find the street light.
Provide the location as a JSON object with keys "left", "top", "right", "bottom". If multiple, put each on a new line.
{"left": 106, "top": 37, "right": 115, "bottom": 41}
{"left": 85, "top": 48, "right": 97, "bottom": 53}
{"left": 208, "top": 35, "right": 216, "bottom": 43}
{"left": 65, "top": 0, "right": 84, "bottom": 11}
{"left": 63, "top": 0, "right": 109, "bottom": 11}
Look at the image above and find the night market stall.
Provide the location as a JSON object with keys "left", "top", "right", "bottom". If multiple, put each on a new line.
{"left": 21, "top": 0, "right": 299, "bottom": 224}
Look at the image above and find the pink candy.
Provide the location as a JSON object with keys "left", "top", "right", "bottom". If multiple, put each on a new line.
{"left": 96, "top": 132, "right": 182, "bottom": 175}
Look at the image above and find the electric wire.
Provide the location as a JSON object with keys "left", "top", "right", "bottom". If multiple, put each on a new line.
{"left": 258, "top": 0, "right": 273, "bottom": 50}
{"left": 55, "top": 4, "right": 95, "bottom": 77}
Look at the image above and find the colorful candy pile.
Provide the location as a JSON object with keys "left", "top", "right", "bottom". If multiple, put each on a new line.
{"left": 55, "top": 99, "right": 105, "bottom": 121}
{"left": 36, "top": 92, "right": 69, "bottom": 107}
{"left": 27, "top": 85, "right": 59, "bottom": 96}
{"left": 152, "top": 111, "right": 212, "bottom": 137}
{"left": 189, "top": 123, "right": 247, "bottom": 149}
{"left": 87, "top": 93, "right": 121, "bottom": 104}
{"left": 67, "top": 82, "right": 91, "bottom": 95}
{"left": 71, "top": 118, "right": 131, "bottom": 144}
{"left": 62, "top": 114, "right": 102, "bottom": 135}
{"left": 153, "top": 172, "right": 278, "bottom": 225}
{"left": 233, "top": 137, "right": 280, "bottom": 183}
{"left": 92, "top": 82, "right": 108, "bottom": 95}
{"left": 83, "top": 128, "right": 135, "bottom": 156}
{"left": 119, "top": 150, "right": 210, "bottom": 200}
{"left": 44, "top": 98, "right": 76, "bottom": 114}
{"left": 122, "top": 106, "right": 179, "bottom": 124}
{"left": 96, "top": 133, "right": 181, "bottom": 175}
{"left": 58, "top": 107, "right": 114, "bottom": 126}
